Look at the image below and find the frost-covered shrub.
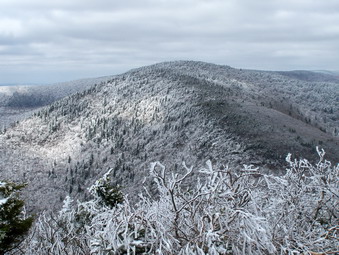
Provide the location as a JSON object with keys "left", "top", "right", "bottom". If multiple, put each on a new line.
{"left": 85, "top": 161, "right": 276, "bottom": 255}
{"left": 17, "top": 148, "right": 338, "bottom": 254}
{"left": 261, "top": 147, "right": 339, "bottom": 254}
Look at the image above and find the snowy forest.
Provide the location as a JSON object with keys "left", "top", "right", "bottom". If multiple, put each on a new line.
{"left": 0, "top": 61, "right": 338, "bottom": 254}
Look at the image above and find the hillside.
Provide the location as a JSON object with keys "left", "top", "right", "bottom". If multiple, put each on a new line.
{"left": 0, "top": 61, "right": 338, "bottom": 212}
{"left": 0, "top": 76, "right": 115, "bottom": 129}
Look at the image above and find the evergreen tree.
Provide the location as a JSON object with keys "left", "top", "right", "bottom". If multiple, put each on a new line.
{"left": 0, "top": 181, "right": 33, "bottom": 254}
{"left": 89, "top": 169, "right": 123, "bottom": 208}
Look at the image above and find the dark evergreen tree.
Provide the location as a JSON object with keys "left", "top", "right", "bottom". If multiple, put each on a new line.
{"left": 0, "top": 181, "right": 33, "bottom": 254}
{"left": 91, "top": 172, "right": 124, "bottom": 209}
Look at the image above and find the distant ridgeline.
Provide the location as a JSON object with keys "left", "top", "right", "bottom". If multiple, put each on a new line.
{"left": 5, "top": 91, "right": 55, "bottom": 107}
{"left": 0, "top": 76, "right": 115, "bottom": 128}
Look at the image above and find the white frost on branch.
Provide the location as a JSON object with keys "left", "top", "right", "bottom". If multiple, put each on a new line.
{"left": 17, "top": 149, "right": 339, "bottom": 255}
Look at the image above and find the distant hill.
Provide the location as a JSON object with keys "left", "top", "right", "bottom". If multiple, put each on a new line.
{"left": 275, "top": 70, "right": 339, "bottom": 83}
{"left": 0, "top": 76, "right": 115, "bottom": 129}
{"left": 0, "top": 61, "right": 338, "bottom": 213}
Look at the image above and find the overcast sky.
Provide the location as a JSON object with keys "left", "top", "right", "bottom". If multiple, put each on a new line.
{"left": 1, "top": 0, "right": 339, "bottom": 84}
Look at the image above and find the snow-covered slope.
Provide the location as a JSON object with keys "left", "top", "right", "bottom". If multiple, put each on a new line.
{"left": 0, "top": 76, "right": 115, "bottom": 129}
{"left": 0, "top": 61, "right": 338, "bottom": 213}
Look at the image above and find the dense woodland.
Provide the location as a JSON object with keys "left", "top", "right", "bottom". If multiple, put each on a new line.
{"left": 0, "top": 61, "right": 338, "bottom": 254}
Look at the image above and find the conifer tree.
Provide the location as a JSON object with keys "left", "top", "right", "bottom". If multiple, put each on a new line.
{"left": 0, "top": 181, "right": 33, "bottom": 254}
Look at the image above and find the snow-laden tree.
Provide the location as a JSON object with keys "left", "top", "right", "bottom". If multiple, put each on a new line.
{"left": 17, "top": 148, "right": 338, "bottom": 254}
{"left": 0, "top": 181, "right": 33, "bottom": 254}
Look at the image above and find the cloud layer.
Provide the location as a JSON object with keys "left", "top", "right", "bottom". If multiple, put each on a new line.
{"left": 1, "top": 0, "right": 339, "bottom": 83}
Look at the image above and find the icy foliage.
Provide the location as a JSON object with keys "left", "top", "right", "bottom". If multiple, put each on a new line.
{"left": 17, "top": 148, "right": 338, "bottom": 254}
{"left": 265, "top": 147, "right": 339, "bottom": 253}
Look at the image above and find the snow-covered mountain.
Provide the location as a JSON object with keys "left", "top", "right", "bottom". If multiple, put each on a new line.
{"left": 0, "top": 61, "right": 338, "bottom": 212}
{"left": 0, "top": 76, "right": 115, "bottom": 129}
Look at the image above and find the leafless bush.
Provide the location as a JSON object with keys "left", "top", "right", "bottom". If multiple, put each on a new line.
{"left": 17, "top": 148, "right": 338, "bottom": 254}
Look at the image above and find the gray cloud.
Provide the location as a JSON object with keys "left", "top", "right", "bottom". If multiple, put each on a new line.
{"left": 1, "top": 0, "right": 339, "bottom": 83}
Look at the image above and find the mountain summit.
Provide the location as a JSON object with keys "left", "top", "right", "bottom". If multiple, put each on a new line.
{"left": 0, "top": 61, "right": 338, "bottom": 212}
